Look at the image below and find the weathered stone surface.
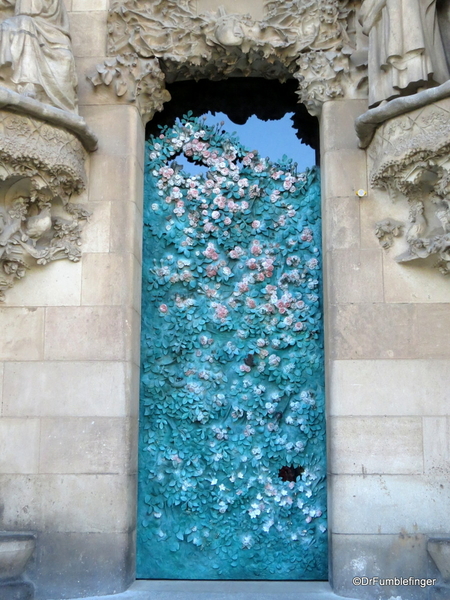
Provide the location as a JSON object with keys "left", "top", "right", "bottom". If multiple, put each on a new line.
{"left": 110, "top": 200, "right": 143, "bottom": 260}
{"left": 3, "top": 361, "right": 129, "bottom": 417}
{"left": 330, "top": 303, "right": 416, "bottom": 360}
{"left": 423, "top": 417, "right": 450, "bottom": 475}
{"left": 39, "top": 417, "right": 135, "bottom": 474}
{"left": 323, "top": 196, "right": 361, "bottom": 251}
{"left": 81, "top": 104, "right": 144, "bottom": 163}
{"left": 0, "top": 475, "right": 41, "bottom": 530}
{"left": 331, "top": 532, "right": 434, "bottom": 600}
{"left": 0, "top": 419, "right": 40, "bottom": 474}
{"left": 322, "top": 149, "right": 367, "bottom": 199}
{"left": 0, "top": 308, "right": 44, "bottom": 361}
{"left": 321, "top": 99, "right": 368, "bottom": 152}
{"left": 329, "top": 360, "right": 450, "bottom": 416}
{"left": 72, "top": 0, "right": 109, "bottom": 11}
{"left": 414, "top": 304, "right": 450, "bottom": 358}
{"left": 382, "top": 256, "right": 450, "bottom": 304}
{"left": 44, "top": 306, "right": 126, "bottom": 361}
{"left": 327, "top": 248, "right": 384, "bottom": 304}
{"left": 38, "top": 474, "right": 136, "bottom": 533}
{"left": 0, "top": 362, "right": 3, "bottom": 415}
{"left": 4, "top": 260, "right": 82, "bottom": 307}
{"left": 88, "top": 155, "right": 143, "bottom": 203}
{"left": 330, "top": 303, "right": 450, "bottom": 360}
{"left": 0, "top": 473, "right": 136, "bottom": 533}
{"left": 30, "top": 532, "right": 134, "bottom": 600}
{"left": 81, "top": 253, "right": 139, "bottom": 307}
{"left": 81, "top": 201, "right": 111, "bottom": 253}
{"left": 330, "top": 474, "right": 450, "bottom": 534}
{"left": 69, "top": 10, "right": 107, "bottom": 58}
{"left": 329, "top": 416, "right": 423, "bottom": 475}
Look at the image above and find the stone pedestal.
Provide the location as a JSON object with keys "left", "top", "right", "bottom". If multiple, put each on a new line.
{"left": 0, "top": 533, "right": 36, "bottom": 600}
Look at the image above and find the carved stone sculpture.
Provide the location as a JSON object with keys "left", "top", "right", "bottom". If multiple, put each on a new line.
{"left": 359, "top": 0, "right": 449, "bottom": 108}
{"left": 0, "top": 179, "right": 90, "bottom": 301}
{"left": 91, "top": 0, "right": 366, "bottom": 120}
{"left": 89, "top": 55, "right": 171, "bottom": 124}
{"left": 0, "top": 0, "right": 78, "bottom": 112}
{"left": 0, "top": 110, "right": 91, "bottom": 300}
{"left": 367, "top": 96, "right": 450, "bottom": 274}
{"left": 0, "top": 0, "right": 98, "bottom": 301}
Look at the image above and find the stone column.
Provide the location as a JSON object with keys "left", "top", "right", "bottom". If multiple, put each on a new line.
{"left": 322, "top": 97, "right": 450, "bottom": 599}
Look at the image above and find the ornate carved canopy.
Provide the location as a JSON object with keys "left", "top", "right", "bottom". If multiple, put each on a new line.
{"left": 90, "top": 0, "right": 367, "bottom": 119}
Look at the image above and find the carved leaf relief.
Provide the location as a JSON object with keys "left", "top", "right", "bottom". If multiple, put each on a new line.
{"left": 368, "top": 99, "right": 450, "bottom": 275}
{"left": 90, "top": 0, "right": 367, "bottom": 119}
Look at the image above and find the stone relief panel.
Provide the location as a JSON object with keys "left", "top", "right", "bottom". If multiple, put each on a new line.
{"left": 367, "top": 97, "right": 450, "bottom": 275}
{"left": 0, "top": 112, "right": 90, "bottom": 300}
{"left": 90, "top": 0, "right": 367, "bottom": 120}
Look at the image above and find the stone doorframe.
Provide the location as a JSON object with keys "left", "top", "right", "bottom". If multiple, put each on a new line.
{"left": 86, "top": 0, "right": 369, "bottom": 596}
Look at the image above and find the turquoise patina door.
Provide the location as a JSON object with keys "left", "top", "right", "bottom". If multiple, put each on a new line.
{"left": 138, "top": 115, "right": 327, "bottom": 580}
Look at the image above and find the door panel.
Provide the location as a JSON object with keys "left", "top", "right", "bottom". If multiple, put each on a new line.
{"left": 138, "top": 116, "right": 327, "bottom": 580}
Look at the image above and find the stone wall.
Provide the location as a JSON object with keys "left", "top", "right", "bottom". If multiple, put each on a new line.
{"left": 0, "top": 1, "right": 142, "bottom": 597}
{"left": 0, "top": 0, "right": 449, "bottom": 599}
{"left": 322, "top": 100, "right": 450, "bottom": 599}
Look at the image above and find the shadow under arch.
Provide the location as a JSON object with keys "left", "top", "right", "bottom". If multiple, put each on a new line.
{"left": 146, "top": 78, "right": 320, "bottom": 165}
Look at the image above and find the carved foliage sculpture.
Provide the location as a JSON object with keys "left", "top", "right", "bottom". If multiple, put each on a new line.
{"left": 368, "top": 98, "right": 450, "bottom": 274}
{"left": 89, "top": 55, "right": 171, "bottom": 124}
{"left": 91, "top": 0, "right": 366, "bottom": 119}
{"left": 0, "top": 112, "right": 90, "bottom": 300}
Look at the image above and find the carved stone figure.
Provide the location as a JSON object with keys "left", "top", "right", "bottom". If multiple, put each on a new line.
{"left": 0, "top": 108, "right": 92, "bottom": 300}
{"left": 367, "top": 96, "right": 450, "bottom": 274}
{"left": 0, "top": 0, "right": 78, "bottom": 112}
{"left": 0, "top": 179, "right": 90, "bottom": 301}
{"left": 360, "top": 0, "right": 450, "bottom": 107}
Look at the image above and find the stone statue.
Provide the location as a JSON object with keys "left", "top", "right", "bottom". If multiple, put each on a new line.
{"left": 0, "top": 0, "right": 78, "bottom": 112}
{"left": 360, "top": 0, "right": 450, "bottom": 107}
